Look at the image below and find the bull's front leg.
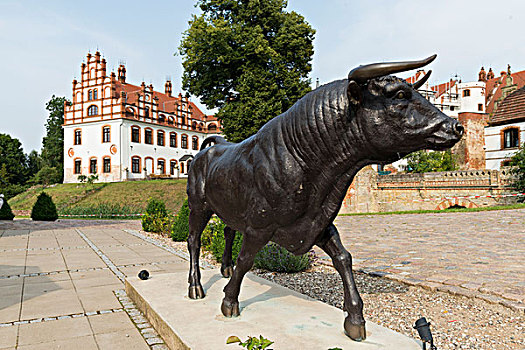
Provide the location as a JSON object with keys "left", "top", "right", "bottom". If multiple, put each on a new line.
{"left": 221, "top": 230, "right": 267, "bottom": 317}
{"left": 187, "top": 208, "right": 212, "bottom": 299}
{"left": 317, "top": 223, "right": 366, "bottom": 341}
{"left": 220, "top": 226, "right": 236, "bottom": 278}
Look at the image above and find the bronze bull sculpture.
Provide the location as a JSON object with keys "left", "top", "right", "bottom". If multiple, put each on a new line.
{"left": 186, "top": 55, "right": 463, "bottom": 341}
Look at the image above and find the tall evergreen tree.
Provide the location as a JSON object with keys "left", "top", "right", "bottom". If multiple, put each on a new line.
{"left": 179, "top": 0, "right": 315, "bottom": 142}
{"left": 0, "top": 134, "right": 29, "bottom": 199}
{"left": 41, "top": 96, "right": 67, "bottom": 181}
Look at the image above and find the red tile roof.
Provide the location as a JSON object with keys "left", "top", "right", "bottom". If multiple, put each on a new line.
{"left": 430, "top": 80, "right": 457, "bottom": 98}
{"left": 114, "top": 81, "right": 212, "bottom": 121}
{"left": 485, "top": 70, "right": 525, "bottom": 115}
{"left": 490, "top": 86, "right": 525, "bottom": 125}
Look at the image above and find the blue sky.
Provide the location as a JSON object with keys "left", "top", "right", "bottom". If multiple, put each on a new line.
{"left": 1, "top": 0, "right": 523, "bottom": 152}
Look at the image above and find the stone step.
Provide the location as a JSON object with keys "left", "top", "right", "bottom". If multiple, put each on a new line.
{"left": 126, "top": 270, "right": 421, "bottom": 349}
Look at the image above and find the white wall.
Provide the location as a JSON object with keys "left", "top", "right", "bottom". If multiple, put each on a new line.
{"left": 485, "top": 122, "right": 524, "bottom": 169}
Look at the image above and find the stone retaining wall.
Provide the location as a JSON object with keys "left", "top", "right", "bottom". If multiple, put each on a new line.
{"left": 340, "top": 167, "right": 518, "bottom": 213}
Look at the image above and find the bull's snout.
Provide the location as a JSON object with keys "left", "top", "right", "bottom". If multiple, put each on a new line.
{"left": 453, "top": 122, "right": 464, "bottom": 138}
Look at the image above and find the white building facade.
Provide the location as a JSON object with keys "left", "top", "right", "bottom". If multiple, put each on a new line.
{"left": 63, "top": 52, "right": 220, "bottom": 183}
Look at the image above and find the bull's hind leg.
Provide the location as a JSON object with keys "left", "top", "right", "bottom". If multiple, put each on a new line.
{"left": 187, "top": 208, "right": 212, "bottom": 299}
{"left": 221, "top": 231, "right": 267, "bottom": 317}
{"left": 220, "top": 226, "right": 235, "bottom": 278}
{"left": 317, "top": 223, "right": 366, "bottom": 342}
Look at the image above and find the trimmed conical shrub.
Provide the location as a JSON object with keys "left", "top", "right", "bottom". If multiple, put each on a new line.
{"left": 0, "top": 197, "right": 15, "bottom": 220}
{"left": 171, "top": 198, "right": 189, "bottom": 241}
{"left": 31, "top": 192, "right": 58, "bottom": 221}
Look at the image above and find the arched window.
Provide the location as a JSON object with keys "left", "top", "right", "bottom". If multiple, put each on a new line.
{"left": 145, "top": 128, "right": 153, "bottom": 144}
{"left": 89, "top": 158, "right": 97, "bottom": 174}
{"left": 181, "top": 134, "right": 188, "bottom": 149}
{"left": 131, "top": 156, "right": 141, "bottom": 173}
{"left": 192, "top": 121, "right": 197, "bottom": 130}
{"left": 170, "top": 160, "right": 178, "bottom": 175}
{"left": 74, "top": 159, "right": 81, "bottom": 174}
{"left": 131, "top": 126, "right": 140, "bottom": 143}
{"left": 88, "top": 90, "right": 93, "bottom": 101}
{"left": 102, "top": 126, "right": 110, "bottom": 143}
{"left": 157, "top": 159, "right": 165, "bottom": 174}
{"left": 145, "top": 107, "right": 150, "bottom": 118}
{"left": 74, "top": 129, "right": 82, "bottom": 145}
{"left": 103, "top": 157, "right": 111, "bottom": 173}
{"left": 157, "top": 130, "right": 165, "bottom": 146}
{"left": 192, "top": 136, "right": 199, "bottom": 150}
{"left": 87, "top": 105, "right": 98, "bottom": 116}
{"left": 158, "top": 114, "right": 166, "bottom": 123}
{"left": 93, "top": 89, "right": 98, "bottom": 100}
{"left": 170, "top": 132, "right": 177, "bottom": 148}
{"left": 208, "top": 123, "right": 217, "bottom": 132}
{"left": 168, "top": 117, "right": 174, "bottom": 125}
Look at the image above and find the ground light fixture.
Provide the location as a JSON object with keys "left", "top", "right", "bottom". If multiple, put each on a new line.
{"left": 413, "top": 317, "right": 436, "bottom": 350}
{"left": 138, "top": 270, "right": 150, "bottom": 280}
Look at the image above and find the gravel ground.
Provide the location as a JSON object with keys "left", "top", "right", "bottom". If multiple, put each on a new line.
{"left": 141, "top": 231, "right": 524, "bottom": 349}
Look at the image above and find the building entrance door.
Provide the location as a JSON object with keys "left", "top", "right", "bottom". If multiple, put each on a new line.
{"left": 145, "top": 158, "right": 154, "bottom": 175}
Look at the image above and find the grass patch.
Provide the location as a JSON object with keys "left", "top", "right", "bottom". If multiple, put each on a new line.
{"left": 8, "top": 179, "right": 188, "bottom": 215}
{"left": 339, "top": 202, "right": 525, "bottom": 216}
{"left": 59, "top": 202, "right": 143, "bottom": 219}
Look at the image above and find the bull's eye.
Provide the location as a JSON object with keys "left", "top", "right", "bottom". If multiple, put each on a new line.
{"left": 395, "top": 91, "right": 406, "bottom": 99}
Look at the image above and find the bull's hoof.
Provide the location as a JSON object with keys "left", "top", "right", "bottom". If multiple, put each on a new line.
{"left": 221, "top": 265, "right": 234, "bottom": 278}
{"left": 344, "top": 318, "right": 366, "bottom": 342}
{"left": 221, "top": 298, "right": 240, "bottom": 317}
{"left": 188, "top": 285, "right": 205, "bottom": 299}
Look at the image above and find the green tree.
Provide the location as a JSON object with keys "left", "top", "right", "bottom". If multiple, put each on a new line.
{"left": 179, "top": 0, "right": 315, "bottom": 142}
{"left": 32, "top": 166, "right": 62, "bottom": 187}
{"left": 41, "top": 96, "right": 67, "bottom": 182}
{"left": 0, "top": 134, "right": 30, "bottom": 199}
{"left": 26, "top": 150, "right": 42, "bottom": 180}
{"left": 509, "top": 144, "right": 525, "bottom": 192}
{"left": 404, "top": 150, "right": 457, "bottom": 173}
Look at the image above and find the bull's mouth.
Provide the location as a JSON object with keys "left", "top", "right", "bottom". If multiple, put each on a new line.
{"left": 426, "top": 135, "right": 462, "bottom": 151}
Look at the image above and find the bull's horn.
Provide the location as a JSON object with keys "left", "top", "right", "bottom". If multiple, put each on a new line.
{"left": 412, "top": 70, "right": 432, "bottom": 90}
{"left": 348, "top": 54, "right": 437, "bottom": 83}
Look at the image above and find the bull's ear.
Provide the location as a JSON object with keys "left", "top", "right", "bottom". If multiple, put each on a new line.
{"left": 347, "top": 80, "right": 362, "bottom": 106}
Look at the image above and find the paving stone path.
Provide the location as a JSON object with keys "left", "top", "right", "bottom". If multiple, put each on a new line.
{"left": 317, "top": 209, "right": 525, "bottom": 312}
{"left": 0, "top": 220, "right": 180, "bottom": 350}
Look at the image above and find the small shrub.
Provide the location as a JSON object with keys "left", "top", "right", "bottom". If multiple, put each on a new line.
{"left": 202, "top": 217, "right": 243, "bottom": 262}
{"left": 31, "top": 192, "right": 58, "bottom": 221}
{"left": 0, "top": 196, "right": 15, "bottom": 220}
{"left": 509, "top": 143, "right": 525, "bottom": 192}
{"left": 171, "top": 198, "right": 190, "bottom": 241}
{"left": 254, "top": 242, "right": 310, "bottom": 273}
{"left": 142, "top": 198, "right": 170, "bottom": 233}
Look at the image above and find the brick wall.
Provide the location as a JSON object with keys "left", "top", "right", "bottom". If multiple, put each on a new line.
{"left": 340, "top": 167, "right": 517, "bottom": 213}
{"left": 452, "top": 112, "right": 488, "bottom": 170}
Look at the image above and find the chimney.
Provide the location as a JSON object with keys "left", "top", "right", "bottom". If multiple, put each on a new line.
{"left": 165, "top": 80, "right": 172, "bottom": 96}
{"left": 118, "top": 64, "right": 126, "bottom": 83}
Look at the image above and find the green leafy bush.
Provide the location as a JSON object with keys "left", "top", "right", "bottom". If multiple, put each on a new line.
{"left": 254, "top": 242, "right": 311, "bottom": 273}
{"left": 404, "top": 150, "right": 457, "bottom": 173}
{"left": 171, "top": 198, "right": 190, "bottom": 241}
{"left": 142, "top": 198, "right": 170, "bottom": 233}
{"left": 0, "top": 197, "right": 15, "bottom": 220}
{"left": 31, "top": 192, "right": 58, "bottom": 221}
{"left": 202, "top": 217, "right": 243, "bottom": 262}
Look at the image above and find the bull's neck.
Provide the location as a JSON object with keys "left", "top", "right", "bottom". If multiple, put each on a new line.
{"left": 279, "top": 80, "right": 371, "bottom": 176}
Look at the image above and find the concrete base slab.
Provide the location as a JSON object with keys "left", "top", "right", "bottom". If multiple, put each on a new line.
{"left": 126, "top": 270, "right": 420, "bottom": 350}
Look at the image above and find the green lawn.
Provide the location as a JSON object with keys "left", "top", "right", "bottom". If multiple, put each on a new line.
{"left": 9, "top": 179, "right": 188, "bottom": 214}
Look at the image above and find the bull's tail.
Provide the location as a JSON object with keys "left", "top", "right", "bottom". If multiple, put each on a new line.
{"left": 200, "top": 135, "right": 227, "bottom": 151}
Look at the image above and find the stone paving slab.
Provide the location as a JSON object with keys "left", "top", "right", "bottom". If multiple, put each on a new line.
{"left": 318, "top": 209, "right": 525, "bottom": 309}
